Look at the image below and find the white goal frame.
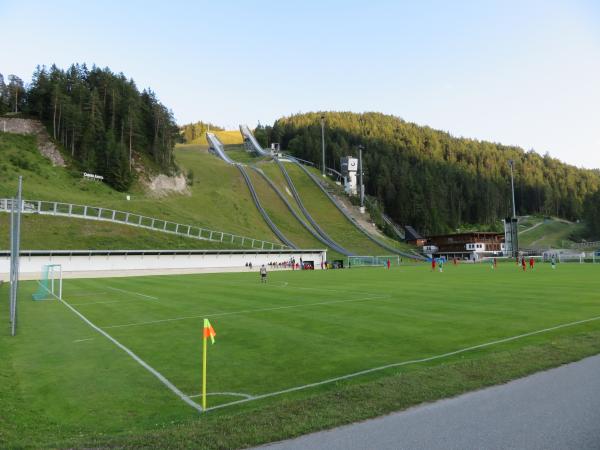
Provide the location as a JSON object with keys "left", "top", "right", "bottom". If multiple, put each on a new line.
{"left": 347, "top": 255, "right": 401, "bottom": 267}
{"left": 33, "top": 264, "right": 63, "bottom": 300}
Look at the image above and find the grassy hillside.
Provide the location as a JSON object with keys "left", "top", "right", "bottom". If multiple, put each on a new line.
{"left": 258, "top": 161, "right": 413, "bottom": 256}
{"left": 246, "top": 169, "right": 325, "bottom": 251}
{"left": 284, "top": 163, "right": 388, "bottom": 255}
{"left": 518, "top": 217, "right": 585, "bottom": 249}
{"left": 190, "top": 130, "right": 243, "bottom": 146}
{"left": 0, "top": 131, "right": 411, "bottom": 255}
{"left": 225, "top": 146, "right": 270, "bottom": 164}
{"left": 0, "top": 133, "right": 280, "bottom": 249}
{"left": 301, "top": 164, "right": 417, "bottom": 253}
{"left": 260, "top": 161, "right": 308, "bottom": 222}
{"left": 0, "top": 215, "right": 245, "bottom": 250}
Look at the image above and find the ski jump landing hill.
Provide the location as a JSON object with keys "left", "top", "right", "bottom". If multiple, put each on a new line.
{"left": 207, "top": 132, "right": 296, "bottom": 248}
{"left": 207, "top": 128, "right": 423, "bottom": 260}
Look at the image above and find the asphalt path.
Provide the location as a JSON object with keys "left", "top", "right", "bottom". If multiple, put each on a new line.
{"left": 258, "top": 354, "right": 600, "bottom": 450}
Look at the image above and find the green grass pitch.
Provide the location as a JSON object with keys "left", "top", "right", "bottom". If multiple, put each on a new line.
{"left": 2, "top": 262, "right": 600, "bottom": 447}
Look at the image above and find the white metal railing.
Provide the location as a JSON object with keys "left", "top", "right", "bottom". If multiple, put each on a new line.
{"left": 570, "top": 240, "right": 600, "bottom": 249}
{"left": 0, "top": 199, "right": 287, "bottom": 250}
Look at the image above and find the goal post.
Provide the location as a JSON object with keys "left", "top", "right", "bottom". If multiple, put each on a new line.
{"left": 32, "top": 264, "right": 62, "bottom": 301}
{"left": 347, "top": 255, "right": 400, "bottom": 267}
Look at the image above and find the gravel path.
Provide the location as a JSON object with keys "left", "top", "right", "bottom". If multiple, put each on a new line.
{"left": 259, "top": 354, "right": 600, "bottom": 450}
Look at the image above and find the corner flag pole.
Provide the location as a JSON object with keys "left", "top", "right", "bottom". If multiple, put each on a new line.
{"left": 202, "top": 318, "right": 216, "bottom": 411}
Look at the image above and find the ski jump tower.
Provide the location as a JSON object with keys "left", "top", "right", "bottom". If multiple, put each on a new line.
{"left": 340, "top": 156, "right": 358, "bottom": 195}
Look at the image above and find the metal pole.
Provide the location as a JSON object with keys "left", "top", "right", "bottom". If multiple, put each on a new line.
{"left": 321, "top": 115, "right": 326, "bottom": 177}
{"left": 11, "top": 176, "right": 22, "bottom": 336}
{"left": 9, "top": 198, "right": 15, "bottom": 328}
{"left": 509, "top": 160, "right": 516, "bottom": 218}
{"left": 359, "top": 145, "right": 364, "bottom": 209}
{"left": 508, "top": 160, "right": 518, "bottom": 258}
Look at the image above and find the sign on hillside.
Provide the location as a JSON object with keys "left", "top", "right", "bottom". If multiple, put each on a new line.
{"left": 83, "top": 172, "right": 104, "bottom": 181}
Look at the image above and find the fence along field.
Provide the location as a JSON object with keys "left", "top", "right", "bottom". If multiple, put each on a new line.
{"left": 3, "top": 262, "right": 600, "bottom": 445}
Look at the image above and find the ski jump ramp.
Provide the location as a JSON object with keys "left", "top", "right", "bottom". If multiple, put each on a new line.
{"left": 240, "top": 124, "right": 272, "bottom": 156}
{"left": 206, "top": 132, "right": 296, "bottom": 249}
{"left": 208, "top": 128, "right": 422, "bottom": 260}
{"left": 206, "top": 132, "right": 236, "bottom": 164}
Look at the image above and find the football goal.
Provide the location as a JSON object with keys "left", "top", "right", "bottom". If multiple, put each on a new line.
{"left": 347, "top": 255, "right": 400, "bottom": 267}
{"left": 32, "top": 264, "right": 62, "bottom": 300}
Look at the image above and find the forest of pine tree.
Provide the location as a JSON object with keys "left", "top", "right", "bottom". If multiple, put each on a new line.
{"left": 179, "top": 121, "right": 224, "bottom": 143}
{"left": 0, "top": 64, "right": 178, "bottom": 191}
{"left": 268, "top": 112, "right": 600, "bottom": 235}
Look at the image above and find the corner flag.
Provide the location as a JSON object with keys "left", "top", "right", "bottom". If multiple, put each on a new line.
{"left": 202, "top": 318, "right": 216, "bottom": 411}
{"left": 204, "top": 319, "right": 216, "bottom": 344}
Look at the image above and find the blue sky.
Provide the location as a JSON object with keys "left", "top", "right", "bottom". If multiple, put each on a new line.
{"left": 2, "top": 0, "right": 599, "bottom": 168}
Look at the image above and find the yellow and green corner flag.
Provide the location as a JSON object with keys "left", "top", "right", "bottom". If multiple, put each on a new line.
{"left": 202, "top": 319, "right": 216, "bottom": 410}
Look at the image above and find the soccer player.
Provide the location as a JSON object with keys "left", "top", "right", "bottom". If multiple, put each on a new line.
{"left": 439, "top": 258, "right": 444, "bottom": 272}
{"left": 259, "top": 264, "right": 267, "bottom": 283}
{"left": 529, "top": 257, "right": 535, "bottom": 270}
{"left": 494, "top": 257, "right": 497, "bottom": 269}
{"left": 551, "top": 254, "right": 557, "bottom": 269}
{"left": 521, "top": 256, "right": 526, "bottom": 272}
{"left": 431, "top": 258, "right": 436, "bottom": 272}
{"left": 387, "top": 258, "right": 391, "bottom": 270}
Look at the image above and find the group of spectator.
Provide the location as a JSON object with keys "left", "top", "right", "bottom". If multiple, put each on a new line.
{"left": 245, "top": 257, "right": 318, "bottom": 270}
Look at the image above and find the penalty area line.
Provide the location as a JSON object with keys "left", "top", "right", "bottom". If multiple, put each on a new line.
{"left": 106, "top": 286, "right": 159, "bottom": 300}
{"left": 55, "top": 295, "right": 202, "bottom": 413}
{"left": 205, "top": 314, "right": 600, "bottom": 412}
{"left": 101, "top": 294, "right": 392, "bottom": 330}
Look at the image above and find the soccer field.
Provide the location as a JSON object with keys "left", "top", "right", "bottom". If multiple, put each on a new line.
{"left": 3, "top": 262, "right": 600, "bottom": 447}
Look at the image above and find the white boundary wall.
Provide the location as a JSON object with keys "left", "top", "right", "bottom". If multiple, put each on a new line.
{"left": 0, "top": 249, "right": 327, "bottom": 280}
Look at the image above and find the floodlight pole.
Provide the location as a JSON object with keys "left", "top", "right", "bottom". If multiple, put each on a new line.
{"left": 508, "top": 160, "right": 518, "bottom": 258}
{"left": 359, "top": 145, "right": 365, "bottom": 211}
{"left": 9, "top": 197, "right": 15, "bottom": 327}
{"left": 10, "top": 176, "right": 22, "bottom": 336}
{"left": 320, "top": 114, "right": 326, "bottom": 177}
{"left": 509, "top": 160, "right": 516, "bottom": 219}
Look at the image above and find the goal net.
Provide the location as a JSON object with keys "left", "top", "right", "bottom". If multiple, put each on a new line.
{"left": 32, "top": 264, "right": 62, "bottom": 300}
{"left": 347, "top": 255, "right": 400, "bottom": 267}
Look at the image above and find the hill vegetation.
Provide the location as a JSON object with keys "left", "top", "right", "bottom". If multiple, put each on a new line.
{"left": 267, "top": 112, "right": 600, "bottom": 235}
{"left": 180, "top": 121, "right": 243, "bottom": 146}
{"left": 1, "top": 64, "right": 178, "bottom": 191}
{"left": 518, "top": 216, "right": 586, "bottom": 249}
{"left": 0, "top": 132, "right": 279, "bottom": 248}
{"left": 180, "top": 121, "right": 223, "bottom": 142}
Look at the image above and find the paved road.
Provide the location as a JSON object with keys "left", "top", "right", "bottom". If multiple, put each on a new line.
{"left": 259, "top": 354, "right": 600, "bottom": 450}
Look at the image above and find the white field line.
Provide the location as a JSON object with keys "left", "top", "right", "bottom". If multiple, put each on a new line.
{"left": 65, "top": 290, "right": 109, "bottom": 297}
{"left": 101, "top": 294, "right": 392, "bottom": 330}
{"left": 70, "top": 300, "right": 122, "bottom": 306}
{"left": 189, "top": 392, "right": 254, "bottom": 399}
{"left": 48, "top": 287, "right": 202, "bottom": 412}
{"left": 106, "top": 286, "right": 159, "bottom": 300}
{"left": 69, "top": 296, "right": 165, "bottom": 306}
{"left": 73, "top": 338, "right": 94, "bottom": 343}
{"left": 205, "top": 314, "right": 600, "bottom": 412}
{"left": 212, "top": 279, "right": 377, "bottom": 296}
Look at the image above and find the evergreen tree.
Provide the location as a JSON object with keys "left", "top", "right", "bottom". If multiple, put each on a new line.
{"left": 18, "top": 63, "right": 178, "bottom": 191}
{"left": 272, "top": 112, "right": 600, "bottom": 233}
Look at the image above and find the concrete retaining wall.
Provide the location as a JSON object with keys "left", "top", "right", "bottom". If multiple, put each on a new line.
{"left": 0, "top": 249, "right": 327, "bottom": 280}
